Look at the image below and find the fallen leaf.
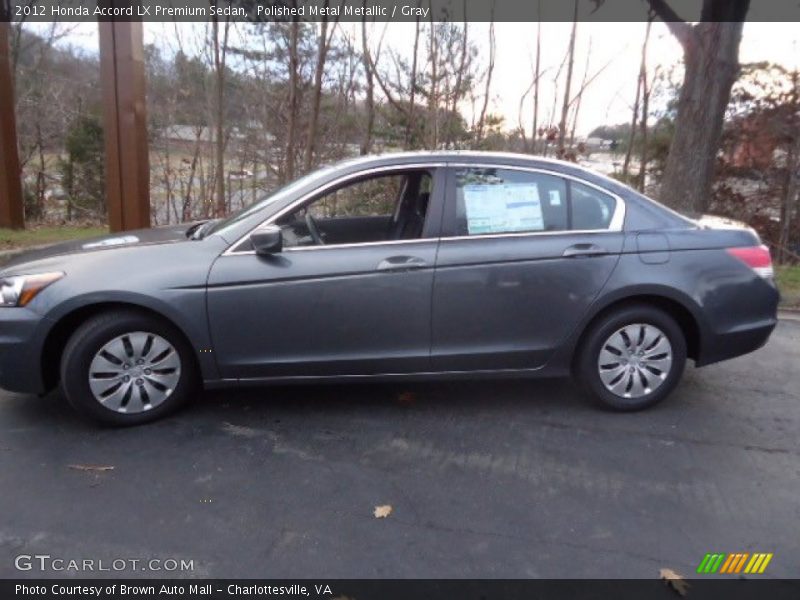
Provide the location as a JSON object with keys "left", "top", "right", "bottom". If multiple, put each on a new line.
{"left": 660, "top": 568, "right": 689, "bottom": 597}
{"left": 397, "top": 391, "right": 416, "bottom": 405}
{"left": 68, "top": 464, "right": 115, "bottom": 472}
{"left": 373, "top": 504, "right": 393, "bottom": 519}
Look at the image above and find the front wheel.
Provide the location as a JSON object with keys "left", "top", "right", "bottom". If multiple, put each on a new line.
{"left": 575, "top": 305, "right": 687, "bottom": 411}
{"left": 60, "top": 310, "right": 198, "bottom": 425}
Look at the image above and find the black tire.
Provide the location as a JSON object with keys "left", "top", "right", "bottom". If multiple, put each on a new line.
{"left": 60, "top": 310, "right": 198, "bottom": 425}
{"left": 575, "top": 304, "right": 687, "bottom": 411}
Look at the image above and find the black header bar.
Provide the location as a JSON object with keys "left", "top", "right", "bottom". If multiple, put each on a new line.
{"left": 4, "top": 0, "right": 800, "bottom": 23}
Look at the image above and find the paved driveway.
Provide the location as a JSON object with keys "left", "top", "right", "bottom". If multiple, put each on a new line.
{"left": 1, "top": 321, "right": 798, "bottom": 579}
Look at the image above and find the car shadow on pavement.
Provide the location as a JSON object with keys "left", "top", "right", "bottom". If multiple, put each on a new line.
{"left": 3, "top": 376, "right": 596, "bottom": 431}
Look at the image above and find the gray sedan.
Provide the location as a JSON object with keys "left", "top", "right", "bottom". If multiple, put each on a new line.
{"left": 0, "top": 152, "right": 779, "bottom": 425}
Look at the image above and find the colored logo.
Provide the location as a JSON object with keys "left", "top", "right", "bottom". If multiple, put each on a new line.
{"left": 697, "top": 552, "right": 773, "bottom": 574}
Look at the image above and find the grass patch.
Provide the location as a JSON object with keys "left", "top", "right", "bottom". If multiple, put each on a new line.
{"left": 776, "top": 265, "right": 800, "bottom": 309}
{"left": 0, "top": 225, "right": 108, "bottom": 251}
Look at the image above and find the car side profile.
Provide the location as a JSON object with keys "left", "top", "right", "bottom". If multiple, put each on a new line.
{"left": 0, "top": 152, "right": 779, "bottom": 425}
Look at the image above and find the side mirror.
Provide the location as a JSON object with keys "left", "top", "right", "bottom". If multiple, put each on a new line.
{"left": 250, "top": 225, "right": 283, "bottom": 255}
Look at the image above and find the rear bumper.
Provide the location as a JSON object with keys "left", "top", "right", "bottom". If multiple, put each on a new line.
{"left": 0, "top": 308, "right": 48, "bottom": 394}
{"left": 696, "top": 317, "right": 777, "bottom": 367}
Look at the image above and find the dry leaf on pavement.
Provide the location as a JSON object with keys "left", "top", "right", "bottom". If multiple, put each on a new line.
{"left": 373, "top": 505, "right": 393, "bottom": 518}
{"left": 660, "top": 568, "right": 689, "bottom": 596}
{"left": 68, "top": 464, "right": 115, "bottom": 472}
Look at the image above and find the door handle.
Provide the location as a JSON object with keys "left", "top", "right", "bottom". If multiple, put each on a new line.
{"left": 562, "top": 243, "right": 609, "bottom": 258}
{"left": 376, "top": 256, "right": 428, "bottom": 272}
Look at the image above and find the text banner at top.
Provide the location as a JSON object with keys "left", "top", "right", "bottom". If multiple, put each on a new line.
{"left": 4, "top": 0, "right": 800, "bottom": 23}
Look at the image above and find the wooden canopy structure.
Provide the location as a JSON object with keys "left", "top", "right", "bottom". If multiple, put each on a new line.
{"left": 0, "top": 13, "right": 151, "bottom": 232}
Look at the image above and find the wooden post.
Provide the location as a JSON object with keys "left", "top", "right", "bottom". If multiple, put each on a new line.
{"left": 0, "top": 20, "right": 24, "bottom": 229}
{"left": 98, "top": 19, "right": 150, "bottom": 232}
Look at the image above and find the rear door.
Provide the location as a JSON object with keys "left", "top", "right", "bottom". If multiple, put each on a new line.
{"left": 430, "top": 165, "right": 625, "bottom": 371}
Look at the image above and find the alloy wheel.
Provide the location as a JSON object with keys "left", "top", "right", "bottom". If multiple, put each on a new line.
{"left": 88, "top": 331, "right": 181, "bottom": 413}
{"left": 597, "top": 323, "right": 673, "bottom": 399}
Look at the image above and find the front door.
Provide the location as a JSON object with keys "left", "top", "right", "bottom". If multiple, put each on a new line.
{"left": 207, "top": 168, "right": 443, "bottom": 379}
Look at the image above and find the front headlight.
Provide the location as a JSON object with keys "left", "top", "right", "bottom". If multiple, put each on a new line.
{"left": 0, "top": 272, "right": 65, "bottom": 307}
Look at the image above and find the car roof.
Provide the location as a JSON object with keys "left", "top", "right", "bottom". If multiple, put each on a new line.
{"left": 332, "top": 150, "right": 578, "bottom": 170}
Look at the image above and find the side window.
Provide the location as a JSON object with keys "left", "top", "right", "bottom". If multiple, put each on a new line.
{"left": 453, "top": 168, "right": 568, "bottom": 236}
{"left": 276, "top": 170, "right": 433, "bottom": 247}
{"left": 309, "top": 175, "right": 404, "bottom": 219}
{"left": 570, "top": 181, "right": 615, "bottom": 230}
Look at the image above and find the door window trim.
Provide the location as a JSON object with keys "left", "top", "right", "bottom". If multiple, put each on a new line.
{"left": 222, "top": 163, "right": 447, "bottom": 256}
{"left": 441, "top": 163, "right": 626, "bottom": 241}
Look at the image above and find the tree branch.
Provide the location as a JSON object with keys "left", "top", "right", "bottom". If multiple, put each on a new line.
{"left": 645, "top": 0, "right": 694, "bottom": 48}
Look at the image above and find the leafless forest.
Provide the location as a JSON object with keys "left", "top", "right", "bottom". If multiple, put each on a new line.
{"left": 8, "top": 6, "right": 800, "bottom": 261}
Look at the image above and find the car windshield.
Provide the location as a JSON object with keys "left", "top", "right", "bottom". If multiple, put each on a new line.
{"left": 205, "top": 165, "right": 337, "bottom": 238}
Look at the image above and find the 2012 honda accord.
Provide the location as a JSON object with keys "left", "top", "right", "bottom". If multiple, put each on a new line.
{"left": 0, "top": 152, "right": 779, "bottom": 425}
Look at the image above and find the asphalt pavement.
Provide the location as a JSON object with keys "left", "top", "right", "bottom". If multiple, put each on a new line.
{"left": 1, "top": 320, "right": 798, "bottom": 579}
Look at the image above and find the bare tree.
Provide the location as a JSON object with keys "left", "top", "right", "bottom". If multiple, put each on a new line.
{"left": 360, "top": 15, "right": 379, "bottom": 155}
{"left": 569, "top": 35, "right": 592, "bottom": 147}
{"left": 623, "top": 20, "right": 653, "bottom": 177}
{"left": 531, "top": 9, "right": 542, "bottom": 153}
{"left": 304, "top": 7, "right": 337, "bottom": 171}
{"left": 427, "top": 12, "right": 439, "bottom": 148}
{"left": 404, "top": 14, "right": 421, "bottom": 149}
{"left": 475, "top": 7, "right": 496, "bottom": 146}
{"left": 557, "top": 0, "right": 579, "bottom": 153}
{"left": 210, "top": 10, "right": 231, "bottom": 216}
{"left": 285, "top": 15, "right": 300, "bottom": 181}
{"left": 637, "top": 18, "right": 655, "bottom": 191}
{"left": 778, "top": 68, "right": 799, "bottom": 262}
{"left": 646, "top": 0, "right": 751, "bottom": 213}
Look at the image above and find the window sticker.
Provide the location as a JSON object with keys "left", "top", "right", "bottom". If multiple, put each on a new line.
{"left": 548, "top": 189, "right": 562, "bottom": 206}
{"left": 463, "top": 183, "right": 544, "bottom": 234}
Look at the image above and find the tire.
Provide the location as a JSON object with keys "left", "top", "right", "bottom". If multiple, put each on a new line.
{"left": 575, "top": 304, "right": 687, "bottom": 411}
{"left": 60, "top": 310, "right": 198, "bottom": 425}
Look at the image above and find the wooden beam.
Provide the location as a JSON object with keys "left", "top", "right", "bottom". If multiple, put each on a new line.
{"left": 98, "top": 19, "right": 150, "bottom": 232}
{"left": 0, "top": 20, "right": 24, "bottom": 230}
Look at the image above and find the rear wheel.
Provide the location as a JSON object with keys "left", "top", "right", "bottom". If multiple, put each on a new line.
{"left": 576, "top": 305, "right": 686, "bottom": 411}
{"left": 60, "top": 310, "right": 197, "bottom": 425}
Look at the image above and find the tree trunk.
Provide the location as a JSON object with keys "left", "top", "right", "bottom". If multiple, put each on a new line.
{"left": 569, "top": 36, "right": 592, "bottom": 148}
{"left": 428, "top": 17, "right": 439, "bottom": 149}
{"left": 778, "top": 69, "right": 800, "bottom": 262}
{"left": 304, "top": 15, "right": 330, "bottom": 172}
{"left": 635, "top": 18, "right": 653, "bottom": 189}
{"left": 404, "top": 16, "right": 421, "bottom": 149}
{"left": 557, "top": 0, "right": 579, "bottom": 153}
{"left": 475, "top": 14, "right": 495, "bottom": 147}
{"left": 647, "top": 0, "right": 750, "bottom": 214}
{"left": 285, "top": 17, "right": 300, "bottom": 180}
{"left": 360, "top": 15, "right": 374, "bottom": 155}
{"left": 211, "top": 14, "right": 230, "bottom": 217}
{"left": 35, "top": 121, "right": 46, "bottom": 219}
{"left": 531, "top": 6, "right": 541, "bottom": 154}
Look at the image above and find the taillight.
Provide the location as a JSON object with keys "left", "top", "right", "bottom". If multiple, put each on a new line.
{"left": 726, "top": 245, "right": 774, "bottom": 278}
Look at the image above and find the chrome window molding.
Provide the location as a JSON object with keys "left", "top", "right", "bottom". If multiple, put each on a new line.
{"left": 221, "top": 161, "right": 626, "bottom": 256}
{"left": 438, "top": 228, "right": 622, "bottom": 243}
{"left": 285, "top": 238, "right": 435, "bottom": 252}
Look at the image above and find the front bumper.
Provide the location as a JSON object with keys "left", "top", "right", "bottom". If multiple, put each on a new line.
{"left": 0, "top": 307, "right": 48, "bottom": 394}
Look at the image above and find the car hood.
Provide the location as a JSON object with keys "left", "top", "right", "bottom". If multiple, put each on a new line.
{"left": 0, "top": 223, "right": 199, "bottom": 272}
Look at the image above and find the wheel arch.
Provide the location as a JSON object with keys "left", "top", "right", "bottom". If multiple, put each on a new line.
{"left": 569, "top": 289, "right": 704, "bottom": 369}
{"left": 41, "top": 300, "right": 203, "bottom": 392}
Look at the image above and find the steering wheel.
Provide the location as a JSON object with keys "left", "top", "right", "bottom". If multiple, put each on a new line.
{"left": 304, "top": 211, "right": 325, "bottom": 245}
